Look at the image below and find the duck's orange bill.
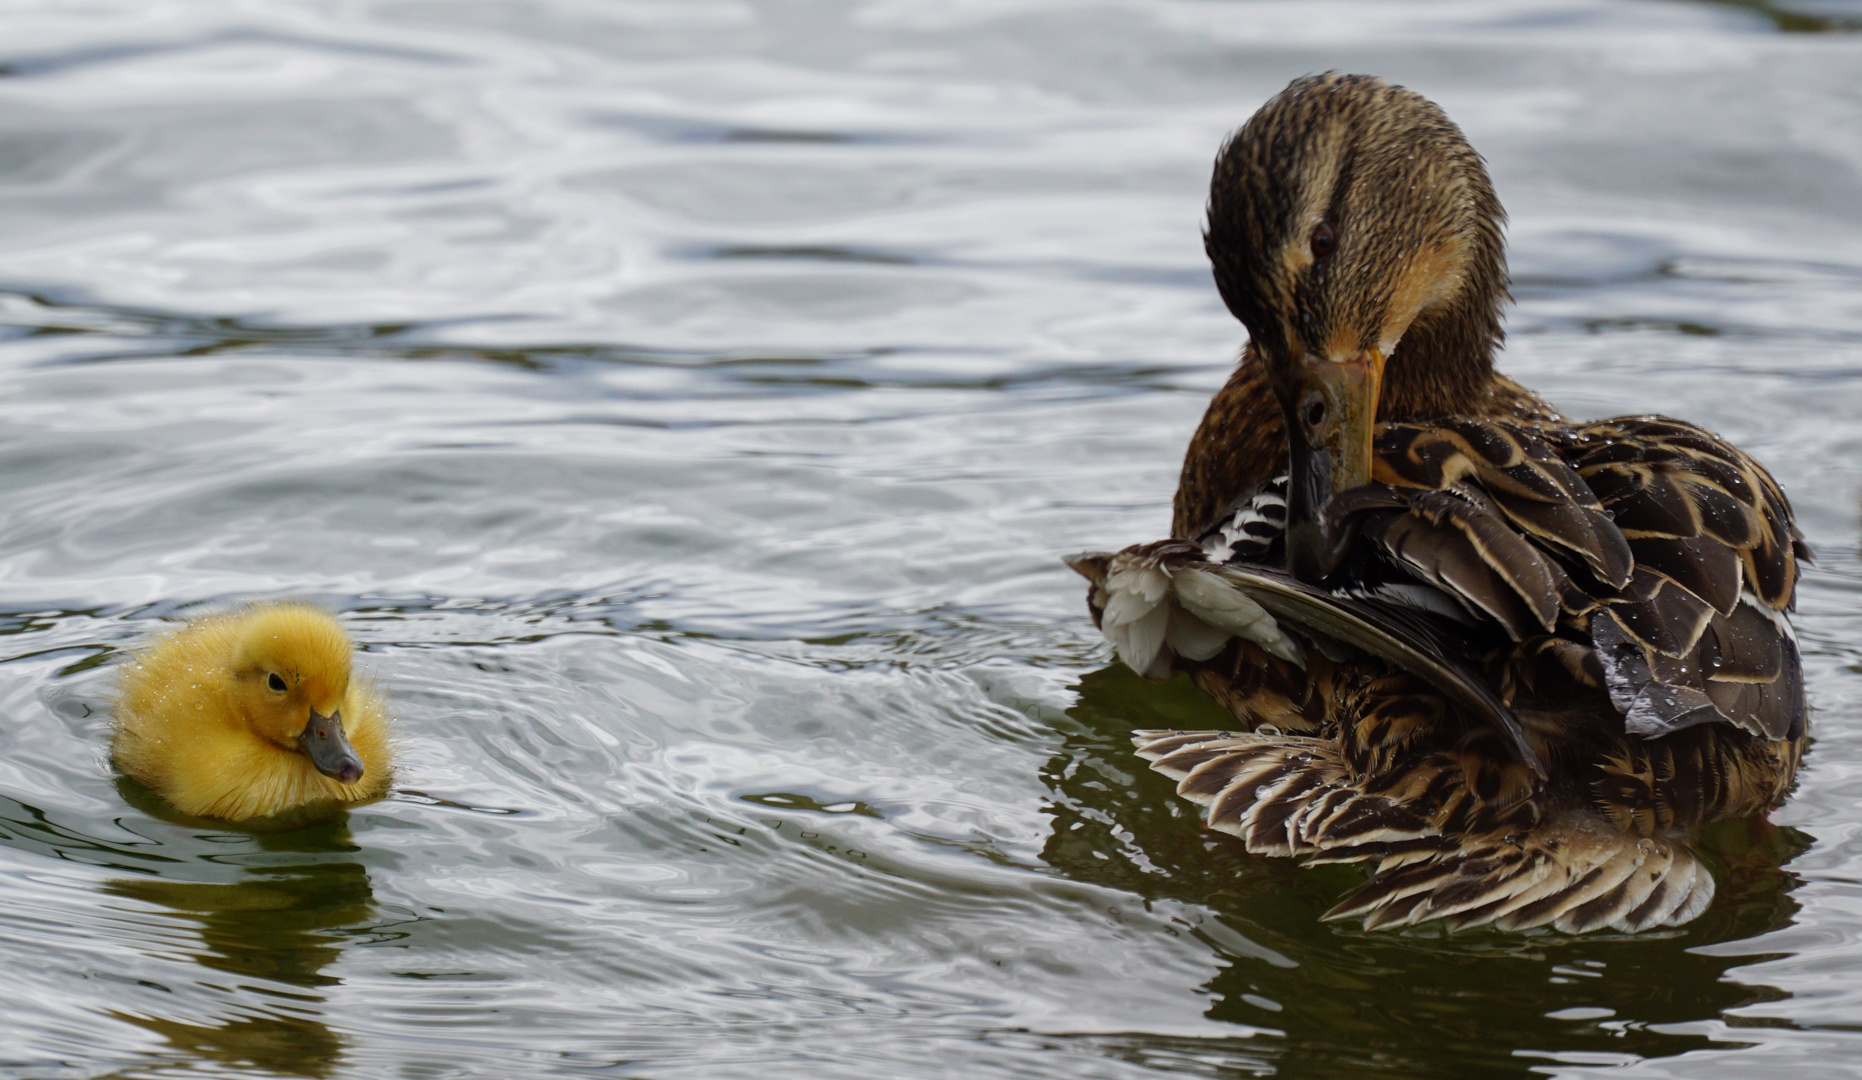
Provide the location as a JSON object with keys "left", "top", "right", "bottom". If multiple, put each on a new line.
{"left": 1282, "top": 347, "right": 1384, "bottom": 583}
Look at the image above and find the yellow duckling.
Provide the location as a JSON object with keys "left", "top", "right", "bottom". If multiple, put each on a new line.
{"left": 112, "top": 603, "right": 392, "bottom": 822}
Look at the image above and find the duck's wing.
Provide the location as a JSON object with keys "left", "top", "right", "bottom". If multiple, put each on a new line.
{"left": 1066, "top": 541, "right": 1542, "bottom": 773}
{"left": 1348, "top": 415, "right": 1808, "bottom": 744}
{"left": 1192, "top": 559, "right": 1542, "bottom": 773}
{"left": 1567, "top": 416, "right": 1808, "bottom": 742}
{"left": 1077, "top": 416, "right": 1803, "bottom": 935}
{"left": 1071, "top": 414, "right": 1803, "bottom": 784}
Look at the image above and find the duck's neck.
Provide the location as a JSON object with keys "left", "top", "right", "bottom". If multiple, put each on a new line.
{"left": 1171, "top": 299, "right": 1507, "bottom": 540}
{"left": 1377, "top": 282, "right": 1502, "bottom": 421}
{"left": 1173, "top": 351, "right": 1283, "bottom": 539}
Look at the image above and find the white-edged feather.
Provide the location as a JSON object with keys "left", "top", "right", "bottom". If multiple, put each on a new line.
{"left": 1742, "top": 588, "right": 1798, "bottom": 645}
{"left": 1200, "top": 476, "right": 1289, "bottom": 564}
{"left": 1094, "top": 552, "right": 1300, "bottom": 679}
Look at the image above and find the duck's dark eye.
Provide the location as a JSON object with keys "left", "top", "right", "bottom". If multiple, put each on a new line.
{"left": 1310, "top": 223, "right": 1337, "bottom": 259}
{"left": 267, "top": 672, "right": 287, "bottom": 692}
{"left": 1304, "top": 396, "right": 1327, "bottom": 428}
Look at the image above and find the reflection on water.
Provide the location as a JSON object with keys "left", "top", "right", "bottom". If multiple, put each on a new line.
{"left": 1707, "top": 0, "right": 1862, "bottom": 32}
{"left": 0, "top": 0, "right": 1859, "bottom": 1077}
{"left": 104, "top": 849, "right": 366, "bottom": 1072}
{"left": 0, "top": 794, "right": 374, "bottom": 1077}
{"left": 103, "top": 823, "right": 371, "bottom": 1078}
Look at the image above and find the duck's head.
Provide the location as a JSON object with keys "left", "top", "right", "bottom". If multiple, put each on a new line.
{"left": 229, "top": 606, "right": 366, "bottom": 785}
{"left": 1205, "top": 73, "right": 1508, "bottom": 582}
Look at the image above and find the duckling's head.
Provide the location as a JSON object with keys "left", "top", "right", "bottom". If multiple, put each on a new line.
{"left": 1205, "top": 73, "right": 1508, "bottom": 581}
{"left": 228, "top": 605, "right": 366, "bottom": 785}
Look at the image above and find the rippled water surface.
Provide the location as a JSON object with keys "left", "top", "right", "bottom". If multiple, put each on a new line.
{"left": 3, "top": 1, "right": 1862, "bottom": 1076}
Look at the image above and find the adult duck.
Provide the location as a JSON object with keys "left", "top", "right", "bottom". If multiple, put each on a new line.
{"left": 1068, "top": 73, "right": 1808, "bottom": 933}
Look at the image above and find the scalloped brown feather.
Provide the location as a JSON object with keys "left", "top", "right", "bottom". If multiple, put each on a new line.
{"left": 1562, "top": 415, "right": 1806, "bottom": 613}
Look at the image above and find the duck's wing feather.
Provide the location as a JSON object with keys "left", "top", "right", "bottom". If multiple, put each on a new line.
{"left": 1363, "top": 418, "right": 1630, "bottom": 635}
{"left": 1566, "top": 417, "right": 1807, "bottom": 741}
{"left": 1339, "top": 415, "right": 1806, "bottom": 744}
{"left": 1068, "top": 543, "right": 1542, "bottom": 774}
{"left": 1189, "top": 560, "right": 1542, "bottom": 774}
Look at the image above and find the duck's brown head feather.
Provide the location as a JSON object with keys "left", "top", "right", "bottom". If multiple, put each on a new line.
{"left": 1206, "top": 72, "right": 1508, "bottom": 422}
{"left": 1192, "top": 73, "right": 1521, "bottom": 578}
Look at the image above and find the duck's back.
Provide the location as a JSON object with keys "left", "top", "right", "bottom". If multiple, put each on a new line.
{"left": 1178, "top": 407, "right": 1807, "bottom": 748}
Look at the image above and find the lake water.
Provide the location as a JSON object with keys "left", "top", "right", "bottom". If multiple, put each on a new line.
{"left": 2, "top": 1, "right": 1860, "bottom": 1077}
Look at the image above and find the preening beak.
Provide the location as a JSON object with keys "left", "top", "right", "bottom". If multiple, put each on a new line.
{"left": 302, "top": 709, "right": 364, "bottom": 785}
{"left": 1281, "top": 347, "right": 1384, "bottom": 583}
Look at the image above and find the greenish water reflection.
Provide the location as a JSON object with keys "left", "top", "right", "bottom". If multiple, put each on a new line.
{"left": 1708, "top": 0, "right": 1862, "bottom": 32}
{"left": 1045, "top": 665, "right": 1810, "bottom": 1078}
{"left": 101, "top": 820, "right": 373, "bottom": 1078}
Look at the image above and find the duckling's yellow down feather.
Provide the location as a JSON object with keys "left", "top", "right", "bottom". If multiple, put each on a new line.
{"left": 112, "top": 604, "right": 392, "bottom": 822}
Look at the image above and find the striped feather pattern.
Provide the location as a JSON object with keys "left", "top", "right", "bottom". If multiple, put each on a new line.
{"left": 1135, "top": 730, "right": 1443, "bottom": 861}
{"left": 1322, "top": 819, "right": 1714, "bottom": 934}
{"left": 1134, "top": 730, "right": 1711, "bottom": 933}
{"left": 1198, "top": 475, "right": 1289, "bottom": 564}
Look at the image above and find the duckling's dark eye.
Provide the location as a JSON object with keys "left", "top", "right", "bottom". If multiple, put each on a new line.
{"left": 267, "top": 673, "right": 287, "bottom": 692}
{"left": 1304, "top": 397, "right": 1327, "bottom": 428}
{"left": 1310, "top": 223, "right": 1337, "bottom": 259}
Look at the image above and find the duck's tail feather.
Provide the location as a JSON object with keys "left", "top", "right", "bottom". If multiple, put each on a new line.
{"left": 1133, "top": 730, "right": 1445, "bottom": 861}
{"left": 1322, "top": 817, "right": 1714, "bottom": 933}
{"left": 1133, "top": 730, "right": 1714, "bottom": 934}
